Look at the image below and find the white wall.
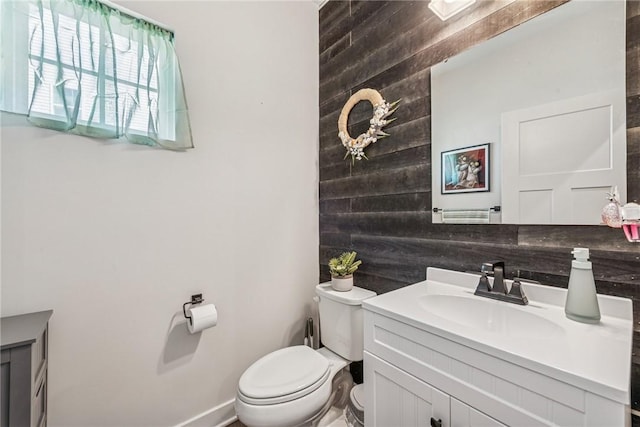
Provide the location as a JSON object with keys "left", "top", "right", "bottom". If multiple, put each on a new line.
{"left": 1, "top": 2, "right": 319, "bottom": 426}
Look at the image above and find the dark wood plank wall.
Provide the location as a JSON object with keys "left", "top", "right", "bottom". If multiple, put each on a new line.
{"left": 319, "top": 0, "right": 640, "bottom": 416}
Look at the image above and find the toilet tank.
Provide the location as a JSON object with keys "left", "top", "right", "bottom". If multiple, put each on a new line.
{"left": 315, "top": 284, "right": 376, "bottom": 361}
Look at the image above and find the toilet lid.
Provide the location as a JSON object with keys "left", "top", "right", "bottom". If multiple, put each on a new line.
{"left": 239, "top": 346, "right": 330, "bottom": 401}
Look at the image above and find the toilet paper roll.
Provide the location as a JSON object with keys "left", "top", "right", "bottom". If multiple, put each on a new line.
{"left": 186, "top": 304, "right": 217, "bottom": 334}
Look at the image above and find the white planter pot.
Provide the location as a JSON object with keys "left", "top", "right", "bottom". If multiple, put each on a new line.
{"left": 331, "top": 275, "right": 354, "bottom": 292}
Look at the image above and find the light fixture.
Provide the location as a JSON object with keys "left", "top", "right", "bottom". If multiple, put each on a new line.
{"left": 428, "top": 0, "right": 476, "bottom": 21}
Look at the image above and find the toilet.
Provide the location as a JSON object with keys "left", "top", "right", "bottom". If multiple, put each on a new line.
{"left": 235, "top": 283, "right": 376, "bottom": 427}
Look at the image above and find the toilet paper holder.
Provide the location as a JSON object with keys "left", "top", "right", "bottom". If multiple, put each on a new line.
{"left": 183, "top": 294, "right": 204, "bottom": 326}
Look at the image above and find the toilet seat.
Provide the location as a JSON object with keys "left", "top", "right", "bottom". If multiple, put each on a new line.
{"left": 238, "top": 345, "right": 330, "bottom": 405}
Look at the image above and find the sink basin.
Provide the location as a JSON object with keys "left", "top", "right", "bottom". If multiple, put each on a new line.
{"left": 418, "top": 294, "right": 564, "bottom": 339}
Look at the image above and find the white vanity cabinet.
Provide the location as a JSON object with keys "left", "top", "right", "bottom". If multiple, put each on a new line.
{"left": 451, "top": 397, "right": 506, "bottom": 427}
{"left": 365, "top": 350, "right": 506, "bottom": 427}
{"left": 364, "top": 351, "right": 449, "bottom": 427}
{"left": 362, "top": 268, "right": 632, "bottom": 427}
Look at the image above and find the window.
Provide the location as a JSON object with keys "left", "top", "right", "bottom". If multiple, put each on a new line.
{"left": 1, "top": 0, "right": 193, "bottom": 150}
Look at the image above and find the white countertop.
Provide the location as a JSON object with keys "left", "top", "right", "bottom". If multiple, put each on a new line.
{"left": 362, "top": 267, "right": 633, "bottom": 404}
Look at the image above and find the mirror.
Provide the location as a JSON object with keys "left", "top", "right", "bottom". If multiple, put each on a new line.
{"left": 431, "top": 0, "right": 626, "bottom": 225}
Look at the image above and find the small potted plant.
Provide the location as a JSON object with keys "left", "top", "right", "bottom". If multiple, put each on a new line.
{"left": 328, "top": 251, "right": 362, "bottom": 291}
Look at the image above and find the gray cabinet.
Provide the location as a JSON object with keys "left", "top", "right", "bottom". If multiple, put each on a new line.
{"left": 1, "top": 310, "right": 53, "bottom": 427}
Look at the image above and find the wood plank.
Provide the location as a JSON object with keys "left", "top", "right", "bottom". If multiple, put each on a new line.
{"left": 320, "top": 89, "right": 350, "bottom": 118}
{"left": 319, "top": 141, "right": 350, "bottom": 167}
{"left": 319, "top": 108, "right": 341, "bottom": 142}
{"left": 320, "top": 164, "right": 428, "bottom": 200}
{"left": 374, "top": 116, "right": 430, "bottom": 152}
{"left": 320, "top": 1, "right": 410, "bottom": 78}
{"left": 517, "top": 225, "right": 640, "bottom": 253}
{"left": 319, "top": 14, "right": 353, "bottom": 59}
{"left": 320, "top": 192, "right": 431, "bottom": 214}
{"left": 320, "top": 232, "right": 351, "bottom": 248}
{"left": 629, "top": 94, "right": 640, "bottom": 129}
{"left": 320, "top": 198, "right": 350, "bottom": 215}
{"left": 628, "top": 0, "right": 640, "bottom": 21}
{"left": 319, "top": 212, "right": 519, "bottom": 244}
{"left": 345, "top": 270, "right": 410, "bottom": 294}
{"left": 351, "top": 192, "right": 430, "bottom": 213}
{"left": 350, "top": 1, "right": 422, "bottom": 47}
{"left": 318, "top": 15, "right": 352, "bottom": 59}
{"left": 350, "top": 145, "right": 429, "bottom": 177}
{"left": 320, "top": 33, "right": 351, "bottom": 68}
{"left": 350, "top": 1, "right": 394, "bottom": 38}
{"left": 346, "top": 48, "right": 436, "bottom": 101}
{"left": 319, "top": 1, "right": 350, "bottom": 36}
{"left": 356, "top": 260, "right": 427, "bottom": 286}
{"left": 355, "top": 68, "right": 431, "bottom": 105}
{"left": 627, "top": 46, "right": 640, "bottom": 98}
{"left": 350, "top": 234, "right": 640, "bottom": 286}
{"left": 320, "top": 161, "right": 351, "bottom": 182}
{"left": 320, "top": 131, "right": 342, "bottom": 156}
{"left": 627, "top": 14, "right": 640, "bottom": 51}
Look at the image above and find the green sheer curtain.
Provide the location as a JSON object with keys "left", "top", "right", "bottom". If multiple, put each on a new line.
{"left": 1, "top": 0, "right": 193, "bottom": 150}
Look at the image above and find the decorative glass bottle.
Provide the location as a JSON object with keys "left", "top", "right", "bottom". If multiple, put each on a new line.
{"left": 601, "top": 187, "right": 622, "bottom": 228}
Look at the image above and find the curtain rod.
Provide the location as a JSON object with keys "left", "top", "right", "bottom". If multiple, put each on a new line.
{"left": 99, "top": 0, "right": 175, "bottom": 34}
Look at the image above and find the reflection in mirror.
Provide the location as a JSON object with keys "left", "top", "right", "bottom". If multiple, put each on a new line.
{"left": 431, "top": 0, "right": 626, "bottom": 225}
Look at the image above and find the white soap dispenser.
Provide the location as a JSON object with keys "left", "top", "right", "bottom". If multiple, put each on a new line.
{"left": 564, "top": 247, "right": 600, "bottom": 324}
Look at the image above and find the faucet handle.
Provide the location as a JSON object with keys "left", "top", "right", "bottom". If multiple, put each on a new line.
{"left": 474, "top": 271, "right": 492, "bottom": 294}
{"left": 508, "top": 279, "right": 529, "bottom": 305}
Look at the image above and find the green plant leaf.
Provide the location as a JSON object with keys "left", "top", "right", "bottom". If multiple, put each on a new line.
{"left": 328, "top": 251, "right": 361, "bottom": 276}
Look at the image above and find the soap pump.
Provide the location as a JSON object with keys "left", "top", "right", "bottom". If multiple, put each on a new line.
{"left": 564, "top": 247, "right": 600, "bottom": 324}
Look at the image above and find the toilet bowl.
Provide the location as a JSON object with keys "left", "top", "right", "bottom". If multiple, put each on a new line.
{"left": 235, "top": 346, "right": 348, "bottom": 427}
{"left": 235, "top": 284, "right": 376, "bottom": 427}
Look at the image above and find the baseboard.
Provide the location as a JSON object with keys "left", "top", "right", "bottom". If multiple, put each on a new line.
{"left": 176, "top": 398, "right": 237, "bottom": 427}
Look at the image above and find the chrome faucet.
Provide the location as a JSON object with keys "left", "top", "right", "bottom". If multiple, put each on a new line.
{"left": 474, "top": 261, "right": 528, "bottom": 305}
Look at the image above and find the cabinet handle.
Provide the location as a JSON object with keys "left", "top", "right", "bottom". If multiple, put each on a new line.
{"left": 430, "top": 417, "right": 442, "bottom": 427}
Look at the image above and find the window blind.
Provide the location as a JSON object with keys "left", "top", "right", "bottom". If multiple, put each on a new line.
{"left": 1, "top": 0, "right": 193, "bottom": 150}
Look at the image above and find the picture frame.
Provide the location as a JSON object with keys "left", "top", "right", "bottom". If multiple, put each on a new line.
{"left": 441, "top": 143, "right": 490, "bottom": 194}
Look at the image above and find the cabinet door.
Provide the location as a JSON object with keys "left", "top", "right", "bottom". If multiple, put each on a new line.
{"left": 451, "top": 397, "right": 507, "bottom": 427}
{"left": 1, "top": 350, "right": 9, "bottom": 427}
{"left": 0, "top": 346, "right": 32, "bottom": 427}
{"left": 365, "top": 352, "right": 449, "bottom": 427}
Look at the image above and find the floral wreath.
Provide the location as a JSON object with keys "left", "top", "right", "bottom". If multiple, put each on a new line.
{"left": 337, "top": 88, "right": 399, "bottom": 162}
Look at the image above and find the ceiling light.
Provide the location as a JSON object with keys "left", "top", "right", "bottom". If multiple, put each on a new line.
{"left": 429, "top": 0, "right": 476, "bottom": 21}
